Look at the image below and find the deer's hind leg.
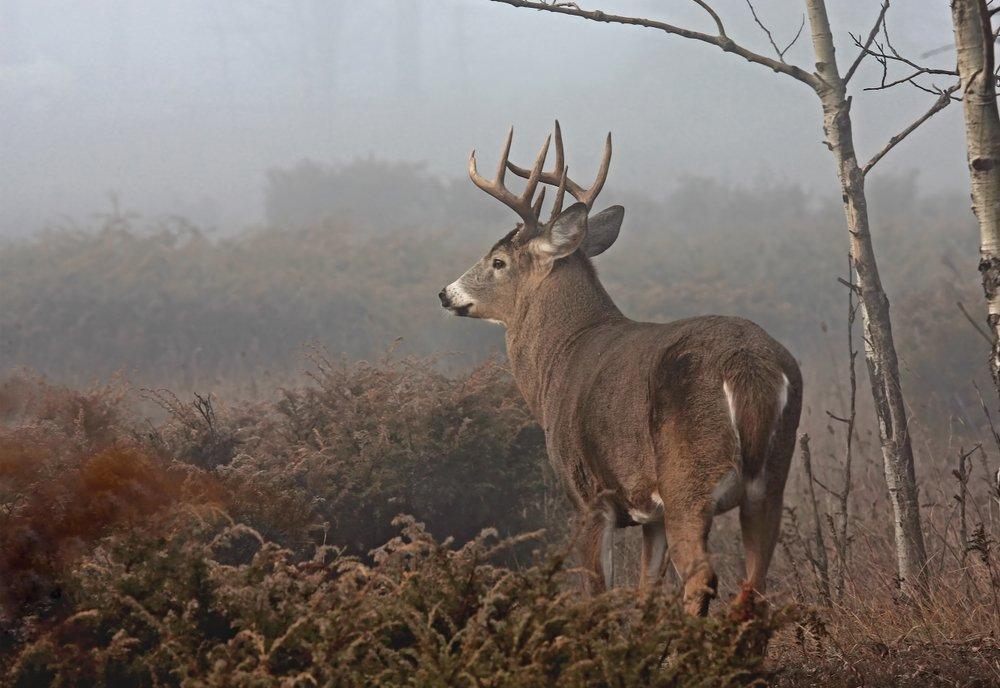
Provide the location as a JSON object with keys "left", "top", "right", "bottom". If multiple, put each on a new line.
{"left": 661, "top": 504, "right": 716, "bottom": 616}
{"left": 656, "top": 437, "right": 732, "bottom": 615}
{"left": 654, "top": 411, "right": 738, "bottom": 615}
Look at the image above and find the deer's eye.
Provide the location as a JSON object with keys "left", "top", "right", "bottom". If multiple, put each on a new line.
{"left": 492, "top": 258, "right": 507, "bottom": 270}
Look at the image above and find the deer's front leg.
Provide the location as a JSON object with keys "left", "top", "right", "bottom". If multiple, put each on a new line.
{"left": 574, "top": 508, "right": 614, "bottom": 594}
{"left": 639, "top": 520, "right": 667, "bottom": 591}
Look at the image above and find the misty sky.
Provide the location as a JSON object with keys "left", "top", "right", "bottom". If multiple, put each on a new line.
{"left": 1, "top": 0, "right": 964, "bottom": 236}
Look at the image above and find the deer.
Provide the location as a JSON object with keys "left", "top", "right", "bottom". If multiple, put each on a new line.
{"left": 438, "top": 122, "right": 802, "bottom": 615}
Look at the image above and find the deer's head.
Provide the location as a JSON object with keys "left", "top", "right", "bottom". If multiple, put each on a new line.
{"left": 439, "top": 122, "right": 624, "bottom": 326}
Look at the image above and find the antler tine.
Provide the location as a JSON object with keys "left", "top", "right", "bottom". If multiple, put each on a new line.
{"left": 506, "top": 121, "right": 611, "bottom": 213}
{"left": 522, "top": 134, "right": 551, "bottom": 208}
{"left": 578, "top": 132, "right": 612, "bottom": 208}
{"left": 531, "top": 185, "right": 547, "bottom": 219}
{"left": 551, "top": 120, "right": 565, "bottom": 184}
{"left": 496, "top": 125, "right": 514, "bottom": 184}
{"left": 468, "top": 126, "right": 550, "bottom": 232}
{"left": 548, "top": 166, "right": 569, "bottom": 222}
{"left": 506, "top": 122, "right": 582, "bottom": 198}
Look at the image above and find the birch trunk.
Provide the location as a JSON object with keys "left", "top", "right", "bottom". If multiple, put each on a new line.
{"left": 951, "top": 0, "right": 1000, "bottom": 396}
{"left": 805, "top": 0, "right": 927, "bottom": 597}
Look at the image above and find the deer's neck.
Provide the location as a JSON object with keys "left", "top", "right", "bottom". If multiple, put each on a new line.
{"left": 505, "top": 253, "right": 623, "bottom": 420}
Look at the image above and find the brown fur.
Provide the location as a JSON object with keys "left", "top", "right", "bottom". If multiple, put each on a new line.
{"left": 444, "top": 210, "right": 802, "bottom": 615}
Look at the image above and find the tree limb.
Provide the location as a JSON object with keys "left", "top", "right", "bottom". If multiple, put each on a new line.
{"left": 744, "top": 1, "right": 804, "bottom": 64}
{"left": 844, "top": 0, "right": 890, "bottom": 85}
{"left": 487, "top": 0, "right": 820, "bottom": 89}
{"left": 957, "top": 300, "right": 997, "bottom": 344}
{"left": 852, "top": 29, "right": 959, "bottom": 81}
{"left": 861, "top": 84, "right": 960, "bottom": 175}
{"left": 691, "top": 0, "right": 726, "bottom": 38}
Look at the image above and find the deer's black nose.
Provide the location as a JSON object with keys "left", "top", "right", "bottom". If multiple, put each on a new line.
{"left": 438, "top": 289, "right": 450, "bottom": 307}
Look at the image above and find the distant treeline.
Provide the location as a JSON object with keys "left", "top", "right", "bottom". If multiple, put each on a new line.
{"left": 0, "top": 159, "right": 985, "bottom": 413}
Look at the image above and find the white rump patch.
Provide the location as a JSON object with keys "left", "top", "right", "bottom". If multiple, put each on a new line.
{"left": 723, "top": 380, "right": 742, "bottom": 458}
{"left": 722, "top": 381, "right": 738, "bottom": 429}
{"left": 777, "top": 373, "right": 790, "bottom": 416}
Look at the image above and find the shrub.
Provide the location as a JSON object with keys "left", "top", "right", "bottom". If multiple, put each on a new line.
{"left": 0, "top": 375, "right": 222, "bottom": 620}
{"left": 149, "top": 352, "right": 554, "bottom": 555}
{"left": 5, "top": 512, "right": 785, "bottom": 687}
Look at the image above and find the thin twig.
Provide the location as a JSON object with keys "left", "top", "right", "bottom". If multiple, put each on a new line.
{"left": 837, "top": 276, "right": 861, "bottom": 294}
{"left": 958, "top": 300, "right": 998, "bottom": 345}
{"left": 852, "top": 33, "right": 959, "bottom": 80}
{"left": 744, "top": 1, "right": 803, "bottom": 63}
{"left": 861, "top": 84, "right": 960, "bottom": 175}
{"left": 799, "top": 434, "right": 832, "bottom": 604}
{"left": 844, "top": 0, "right": 890, "bottom": 85}
{"left": 488, "top": 0, "right": 820, "bottom": 89}
{"left": 691, "top": 0, "right": 726, "bottom": 38}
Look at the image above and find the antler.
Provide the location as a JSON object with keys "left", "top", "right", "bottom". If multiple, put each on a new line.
{"left": 506, "top": 120, "right": 612, "bottom": 219}
{"left": 469, "top": 127, "right": 551, "bottom": 238}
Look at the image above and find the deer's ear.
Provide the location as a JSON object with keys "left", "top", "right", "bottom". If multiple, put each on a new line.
{"left": 580, "top": 205, "right": 624, "bottom": 257}
{"left": 531, "top": 202, "right": 589, "bottom": 261}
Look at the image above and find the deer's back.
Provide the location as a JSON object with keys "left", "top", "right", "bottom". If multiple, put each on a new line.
{"left": 541, "top": 315, "right": 800, "bottom": 513}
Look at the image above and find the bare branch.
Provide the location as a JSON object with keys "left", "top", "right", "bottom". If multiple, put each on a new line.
{"left": 799, "top": 433, "right": 832, "bottom": 604}
{"left": 488, "top": 0, "right": 820, "bottom": 89}
{"left": 691, "top": 0, "right": 726, "bottom": 38}
{"left": 825, "top": 410, "right": 852, "bottom": 424}
{"left": 849, "top": 8, "right": 960, "bottom": 99}
{"left": 744, "top": 1, "right": 802, "bottom": 63}
{"left": 863, "top": 68, "right": 957, "bottom": 93}
{"left": 957, "top": 300, "right": 997, "bottom": 345}
{"left": 836, "top": 276, "right": 861, "bottom": 294}
{"left": 784, "top": 15, "right": 807, "bottom": 57}
{"left": 853, "top": 29, "right": 959, "bottom": 80}
{"left": 861, "top": 84, "right": 960, "bottom": 176}
{"left": 844, "top": 0, "right": 890, "bottom": 85}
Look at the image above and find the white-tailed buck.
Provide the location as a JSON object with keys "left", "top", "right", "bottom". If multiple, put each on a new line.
{"left": 439, "top": 122, "right": 801, "bottom": 615}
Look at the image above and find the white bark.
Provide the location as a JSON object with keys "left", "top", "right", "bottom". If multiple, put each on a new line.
{"left": 804, "top": 0, "right": 927, "bottom": 597}
{"left": 951, "top": 0, "right": 1000, "bottom": 395}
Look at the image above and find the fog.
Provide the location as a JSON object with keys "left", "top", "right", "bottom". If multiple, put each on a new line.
{"left": 1, "top": 0, "right": 963, "bottom": 236}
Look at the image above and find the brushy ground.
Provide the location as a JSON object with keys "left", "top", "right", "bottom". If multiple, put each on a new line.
{"left": 1, "top": 366, "right": 998, "bottom": 687}
{"left": 0, "top": 369, "right": 785, "bottom": 687}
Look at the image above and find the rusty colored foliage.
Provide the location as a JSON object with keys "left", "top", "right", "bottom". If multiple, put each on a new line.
{"left": 1, "top": 448, "right": 176, "bottom": 609}
{"left": 0, "top": 376, "right": 224, "bottom": 619}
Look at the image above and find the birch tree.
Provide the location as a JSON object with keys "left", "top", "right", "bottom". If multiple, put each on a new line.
{"left": 951, "top": 0, "right": 1000, "bottom": 397}
{"left": 486, "top": 0, "right": 951, "bottom": 598}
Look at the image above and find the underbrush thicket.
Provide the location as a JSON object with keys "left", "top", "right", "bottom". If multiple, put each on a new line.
{"left": 2, "top": 366, "right": 999, "bottom": 685}
{"left": 1, "top": 372, "right": 785, "bottom": 687}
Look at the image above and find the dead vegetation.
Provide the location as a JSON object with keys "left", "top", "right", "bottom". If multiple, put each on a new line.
{"left": 1, "top": 360, "right": 998, "bottom": 686}
{"left": 1, "top": 372, "right": 784, "bottom": 687}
